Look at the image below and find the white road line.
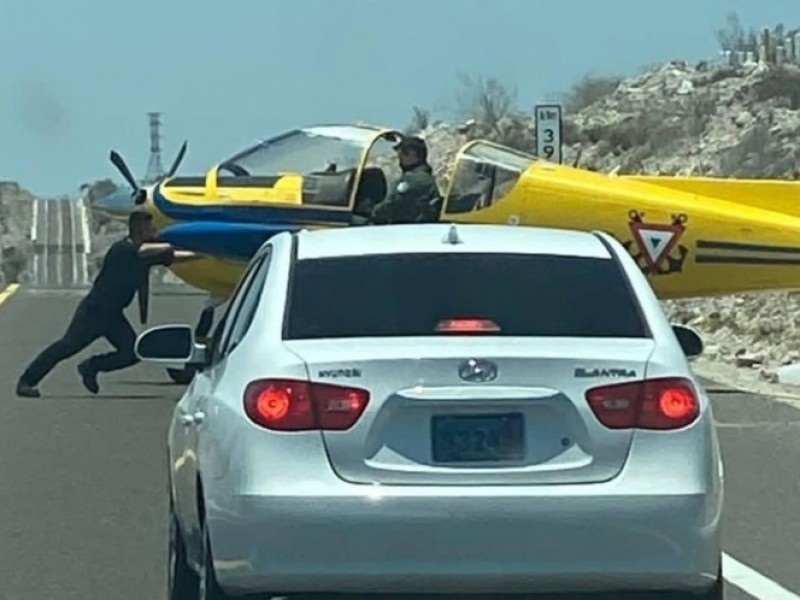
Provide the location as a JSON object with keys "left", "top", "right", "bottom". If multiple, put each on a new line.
{"left": 30, "top": 198, "right": 38, "bottom": 241}
{"left": 80, "top": 254, "right": 88, "bottom": 285}
{"left": 32, "top": 200, "right": 40, "bottom": 285}
{"left": 723, "top": 552, "right": 800, "bottom": 599}
{"left": 42, "top": 199, "right": 49, "bottom": 286}
{"left": 70, "top": 199, "right": 78, "bottom": 286}
{"left": 77, "top": 196, "right": 90, "bottom": 285}
{"left": 77, "top": 197, "right": 91, "bottom": 254}
{"left": 56, "top": 200, "right": 64, "bottom": 286}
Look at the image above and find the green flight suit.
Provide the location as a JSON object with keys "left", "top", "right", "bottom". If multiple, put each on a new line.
{"left": 371, "top": 164, "right": 442, "bottom": 224}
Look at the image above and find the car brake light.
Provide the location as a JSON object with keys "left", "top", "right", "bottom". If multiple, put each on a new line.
{"left": 243, "top": 378, "right": 369, "bottom": 431}
{"left": 435, "top": 318, "right": 500, "bottom": 333}
{"left": 585, "top": 377, "right": 699, "bottom": 430}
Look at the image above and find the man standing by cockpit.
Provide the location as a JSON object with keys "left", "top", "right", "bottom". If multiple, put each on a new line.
{"left": 371, "top": 136, "right": 442, "bottom": 224}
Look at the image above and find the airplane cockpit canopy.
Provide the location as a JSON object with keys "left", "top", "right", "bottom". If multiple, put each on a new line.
{"left": 215, "top": 125, "right": 397, "bottom": 208}
{"left": 443, "top": 141, "right": 536, "bottom": 215}
{"left": 218, "top": 125, "right": 380, "bottom": 176}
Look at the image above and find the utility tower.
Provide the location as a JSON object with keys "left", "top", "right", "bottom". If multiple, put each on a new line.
{"left": 144, "top": 112, "right": 165, "bottom": 184}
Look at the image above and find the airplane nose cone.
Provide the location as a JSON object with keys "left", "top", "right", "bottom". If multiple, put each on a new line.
{"left": 139, "top": 189, "right": 156, "bottom": 214}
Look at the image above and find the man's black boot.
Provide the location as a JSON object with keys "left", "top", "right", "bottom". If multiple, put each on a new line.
{"left": 16, "top": 380, "right": 41, "bottom": 398}
{"left": 77, "top": 360, "right": 99, "bottom": 394}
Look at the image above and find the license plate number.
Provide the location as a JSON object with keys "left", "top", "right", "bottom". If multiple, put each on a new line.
{"left": 431, "top": 413, "right": 525, "bottom": 463}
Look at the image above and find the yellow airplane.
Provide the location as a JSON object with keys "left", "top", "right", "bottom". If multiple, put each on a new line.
{"left": 107, "top": 122, "right": 800, "bottom": 379}
{"left": 121, "top": 122, "right": 800, "bottom": 299}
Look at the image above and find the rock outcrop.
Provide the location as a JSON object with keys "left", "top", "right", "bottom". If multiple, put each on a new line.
{"left": 0, "top": 182, "right": 35, "bottom": 286}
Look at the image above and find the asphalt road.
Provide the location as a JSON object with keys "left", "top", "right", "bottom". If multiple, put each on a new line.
{"left": 31, "top": 197, "right": 89, "bottom": 289}
{"left": 1, "top": 285, "right": 799, "bottom": 599}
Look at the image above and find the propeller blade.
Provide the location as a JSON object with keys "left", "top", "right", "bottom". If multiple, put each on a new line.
{"left": 109, "top": 150, "right": 140, "bottom": 192}
{"left": 138, "top": 271, "right": 150, "bottom": 325}
{"left": 166, "top": 141, "right": 188, "bottom": 178}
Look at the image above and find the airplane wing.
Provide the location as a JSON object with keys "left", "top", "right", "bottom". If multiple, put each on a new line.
{"left": 622, "top": 175, "right": 800, "bottom": 219}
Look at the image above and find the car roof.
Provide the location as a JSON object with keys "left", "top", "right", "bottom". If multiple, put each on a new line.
{"left": 294, "top": 224, "right": 612, "bottom": 260}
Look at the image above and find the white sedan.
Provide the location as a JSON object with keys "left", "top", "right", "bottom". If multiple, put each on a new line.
{"left": 136, "top": 223, "right": 723, "bottom": 599}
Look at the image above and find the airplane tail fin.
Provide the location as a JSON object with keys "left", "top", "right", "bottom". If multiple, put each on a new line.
{"left": 624, "top": 175, "right": 800, "bottom": 219}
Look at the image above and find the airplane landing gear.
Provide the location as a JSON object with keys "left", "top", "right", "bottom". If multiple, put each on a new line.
{"left": 165, "top": 300, "right": 219, "bottom": 385}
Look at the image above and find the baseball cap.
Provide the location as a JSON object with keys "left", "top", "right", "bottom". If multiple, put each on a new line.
{"left": 394, "top": 136, "right": 428, "bottom": 159}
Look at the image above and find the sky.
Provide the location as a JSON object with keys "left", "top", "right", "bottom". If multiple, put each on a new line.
{"left": 1, "top": 0, "right": 796, "bottom": 196}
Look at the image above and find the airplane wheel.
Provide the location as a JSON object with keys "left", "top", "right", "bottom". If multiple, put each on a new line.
{"left": 167, "top": 368, "right": 195, "bottom": 385}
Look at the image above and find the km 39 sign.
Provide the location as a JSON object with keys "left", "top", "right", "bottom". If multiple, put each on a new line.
{"left": 535, "top": 104, "right": 563, "bottom": 164}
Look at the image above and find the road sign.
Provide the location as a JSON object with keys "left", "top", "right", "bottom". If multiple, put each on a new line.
{"left": 534, "top": 104, "right": 563, "bottom": 164}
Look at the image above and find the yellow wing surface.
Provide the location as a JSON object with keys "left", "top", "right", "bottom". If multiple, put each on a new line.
{"left": 443, "top": 142, "right": 800, "bottom": 299}
{"left": 623, "top": 175, "right": 800, "bottom": 218}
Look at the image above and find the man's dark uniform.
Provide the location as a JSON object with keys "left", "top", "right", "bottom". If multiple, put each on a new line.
{"left": 371, "top": 137, "right": 442, "bottom": 224}
{"left": 17, "top": 237, "right": 153, "bottom": 395}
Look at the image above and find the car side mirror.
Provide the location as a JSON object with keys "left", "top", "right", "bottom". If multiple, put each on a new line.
{"left": 135, "top": 324, "right": 208, "bottom": 369}
{"left": 672, "top": 324, "right": 704, "bottom": 358}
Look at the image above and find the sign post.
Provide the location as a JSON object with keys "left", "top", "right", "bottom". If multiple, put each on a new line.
{"left": 534, "top": 104, "right": 563, "bottom": 164}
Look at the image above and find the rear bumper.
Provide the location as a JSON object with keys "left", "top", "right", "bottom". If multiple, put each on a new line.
{"left": 208, "top": 486, "right": 722, "bottom": 595}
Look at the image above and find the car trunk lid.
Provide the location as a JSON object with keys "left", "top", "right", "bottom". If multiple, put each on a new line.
{"left": 284, "top": 336, "right": 654, "bottom": 486}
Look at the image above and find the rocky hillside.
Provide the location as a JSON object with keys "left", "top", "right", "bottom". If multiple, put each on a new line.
{"left": 0, "top": 182, "right": 35, "bottom": 286}
{"left": 565, "top": 63, "right": 800, "bottom": 178}
{"left": 415, "top": 62, "right": 800, "bottom": 182}
{"left": 410, "top": 59, "right": 800, "bottom": 384}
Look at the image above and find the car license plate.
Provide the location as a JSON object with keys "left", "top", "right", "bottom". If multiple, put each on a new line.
{"left": 431, "top": 413, "right": 525, "bottom": 463}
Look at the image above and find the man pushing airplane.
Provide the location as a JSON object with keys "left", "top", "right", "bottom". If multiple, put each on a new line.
{"left": 16, "top": 210, "right": 199, "bottom": 398}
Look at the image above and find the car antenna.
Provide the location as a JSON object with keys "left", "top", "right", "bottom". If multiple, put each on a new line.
{"left": 443, "top": 223, "right": 463, "bottom": 245}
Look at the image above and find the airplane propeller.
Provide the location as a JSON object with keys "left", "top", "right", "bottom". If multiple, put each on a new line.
{"left": 167, "top": 141, "right": 188, "bottom": 180}
{"left": 109, "top": 140, "right": 188, "bottom": 206}
{"left": 109, "top": 150, "right": 140, "bottom": 194}
{"left": 106, "top": 141, "right": 188, "bottom": 325}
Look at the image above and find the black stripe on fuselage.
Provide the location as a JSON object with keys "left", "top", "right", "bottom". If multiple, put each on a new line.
{"left": 695, "top": 255, "right": 800, "bottom": 265}
{"left": 163, "top": 175, "right": 285, "bottom": 188}
{"left": 695, "top": 239, "right": 800, "bottom": 265}
{"left": 696, "top": 240, "right": 800, "bottom": 254}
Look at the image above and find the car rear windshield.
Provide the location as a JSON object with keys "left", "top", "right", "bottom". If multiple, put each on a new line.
{"left": 284, "top": 252, "right": 649, "bottom": 340}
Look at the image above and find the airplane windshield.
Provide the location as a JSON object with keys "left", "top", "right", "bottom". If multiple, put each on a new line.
{"left": 443, "top": 142, "right": 536, "bottom": 215}
{"left": 463, "top": 142, "right": 537, "bottom": 173}
{"left": 219, "top": 128, "right": 369, "bottom": 177}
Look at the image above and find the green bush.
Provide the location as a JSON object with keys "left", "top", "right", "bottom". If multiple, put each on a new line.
{"left": 562, "top": 74, "right": 623, "bottom": 113}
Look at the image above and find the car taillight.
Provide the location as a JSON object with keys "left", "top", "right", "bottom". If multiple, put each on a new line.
{"left": 243, "top": 378, "right": 369, "bottom": 431}
{"left": 435, "top": 318, "right": 500, "bottom": 333}
{"left": 585, "top": 377, "right": 699, "bottom": 430}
